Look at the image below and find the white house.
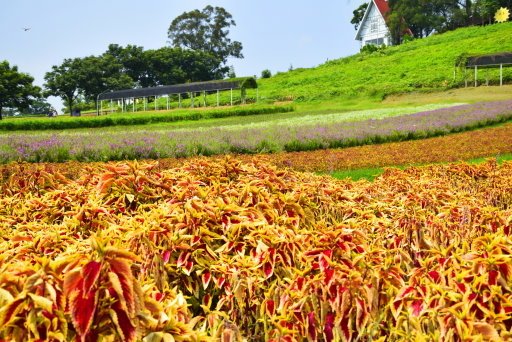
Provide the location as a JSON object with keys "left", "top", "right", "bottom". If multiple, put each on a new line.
{"left": 355, "top": 0, "right": 392, "bottom": 47}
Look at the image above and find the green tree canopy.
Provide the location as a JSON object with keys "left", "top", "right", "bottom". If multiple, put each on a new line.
{"left": 167, "top": 5, "right": 243, "bottom": 75}
{"left": 0, "top": 60, "right": 41, "bottom": 120}
{"left": 44, "top": 58, "right": 82, "bottom": 114}
{"left": 373, "top": 0, "right": 512, "bottom": 45}
{"left": 104, "top": 44, "right": 149, "bottom": 87}
{"left": 143, "top": 47, "right": 223, "bottom": 86}
{"left": 76, "top": 55, "right": 134, "bottom": 104}
{"left": 351, "top": 3, "right": 369, "bottom": 31}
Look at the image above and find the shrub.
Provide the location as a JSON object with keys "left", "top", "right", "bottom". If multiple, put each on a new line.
{"left": 261, "top": 69, "right": 272, "bottom": 79}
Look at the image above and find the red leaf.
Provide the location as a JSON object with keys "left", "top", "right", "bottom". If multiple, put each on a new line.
{"left": 0, "top": 298, "right": 25, "bottom": 326}
{"left": 498, "top": 263, "right": 512, "bottom": 281}
{"left": 202, "top": 294, "right": 212, "bottom": 307}
{"left": 324, "top": 312, "right": 335, "bottom": 342}
{"left": 296, "top": 276, "right": 305, "bottom": 291}
{"left": 154, "top": 292, "right": 164, "bottom": 302}
{"left": 308, "top": 312, "right": 317, "bottom": 341}
{"left": 108, "top": 258, "right": 135, "bottom": 317}
{"left": 177, "top": 252, "right": 190, "bottom": 268}
{"left": 356, "top": 298, "right": 369, "bottom": 330}
{"left": 355, "top": 246, "right": 365, "bottom": 254}
{"left": 411, "top": 299, "right": 423, "bottom": 317}
{"left": 112, "top": 302, "right": 137, "bottom": 342}
{"left": 191, "top": 235, "right": 201, "bottom": 246}
{"left": 162, "top": 250, "right": 171, "bottom": 263}
{"left": 63, "top": 269, "right": 82, "bottom": 298}
{"left": 183, "top": 261, "right": 194, "bottom": 275}
{"left": 340, "top": 316, "right": 351, "bottom": 341}
{"left": 263, "top": 261, "right": 274, "bottom": 279}
{"left": 456, "top": 282, "right": 466, "bottom": 293}
{"left": 428, "top": 270, "right": 441, "bottom": 283}
{"left": 324, "top": 268, "right": 335, "bottom": 285}
{"left": 67, "top": 278, "right": 97, "bottom": 339}
{"left": 82, "top": 261, "right": 102, "bottom": 294}
{"left": 215, "top": 276, "right": 226, "bottom": 289}
{"left": 489, "top": 270, "right": 499, "bottom": 286}
{"left": 266, "top": 300, "right": 275, "bottom": 316}
{"left": 202, "top": 272, "right": 211, "bottom": 289}
{"left": 319, "top": 256, "right": 330, "bottom": 271}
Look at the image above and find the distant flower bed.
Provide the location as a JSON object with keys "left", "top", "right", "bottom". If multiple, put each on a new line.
{"left": 0, "top": 100, "right": 511, "bottom": 163}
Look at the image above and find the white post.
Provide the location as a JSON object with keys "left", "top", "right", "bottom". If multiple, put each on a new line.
{"left": 133, "top": 98, "right": 135, "bottom": 112}
{"left": 100, "top": 100, "right": 103, "bottom": 115}
{"left": 500, "top": 64, "right": 503, "bottom": 86}
{"left": 217, "top": 90, "right": 220, "bottom": 106}
{"left": 167, "top": 95, "right": 169, "bottom": 110}
{"left": 191, "top": 92, "right": 194, "bottom": 108}
{"left": 474, "top": 66, "right": 477, "bottom": 87}
{"left": 110, "top": 99, "right": 113, "bottom": 113}
{"left": 230, "top": 88, "right": 233, "bottom": 106}
{"left": 155, "top": 96, "right": 158, "bottom": 111}
{"left": 203, "top": 91, "right": 206, "bottom": 107}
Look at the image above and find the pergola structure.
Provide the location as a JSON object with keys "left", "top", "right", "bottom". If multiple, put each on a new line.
{"left": 96, "top": 77, "right": 258, "bottom": 115}
{"left": 463, "top": 52, "right": 512, "bottom": 87}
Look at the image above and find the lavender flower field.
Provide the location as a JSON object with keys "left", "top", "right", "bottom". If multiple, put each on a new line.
{"left": 1, "top": 100, "right": 511, "bottom": 163}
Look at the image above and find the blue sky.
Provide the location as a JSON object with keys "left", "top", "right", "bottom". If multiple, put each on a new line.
{"left": 1, "top": 0, "right": 364, "bottom": 110}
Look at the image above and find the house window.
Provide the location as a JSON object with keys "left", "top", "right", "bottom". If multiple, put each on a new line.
{"left": 365, "top": 38, "right": 384, "bottom": 46}
{"left": 370, "top": 18, "right": 378, "bottom": 33}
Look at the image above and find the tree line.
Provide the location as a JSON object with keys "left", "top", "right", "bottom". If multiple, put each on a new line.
{"left": 0, "top": 6, "right": 242, "bottom": 119}
{"left": 352, "top": 0, "right": 512, "bottom": 44}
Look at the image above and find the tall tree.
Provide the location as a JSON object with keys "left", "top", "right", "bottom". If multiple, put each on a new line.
{"left": 104, "top": 44, "right": 149, "bottom": 87}
{"left": 167, "top": 5, "right": 243, "bottom": 76}
{"left": 144, "top": 47, "right": 225, "bottom": 86}
{"left": 44, "top": 58, "right": 82, "bottom": 114}
{"left": 0, "top": 61, "right": 41, "bottom": 120}
{"left": 351, "top": 3, "right": 369, "bottom": 31}
{"left": 76, "top": 55, "right": 133, "bottom": 106}
{"left": 473, "top": 0, "right": 502, "bottom": 24}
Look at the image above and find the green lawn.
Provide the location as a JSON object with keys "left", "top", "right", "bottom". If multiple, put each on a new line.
{"left": 330, "top": 153, "right": 512, "bottom": 181}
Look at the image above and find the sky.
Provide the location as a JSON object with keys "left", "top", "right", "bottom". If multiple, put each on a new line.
{"left": 1, "top": 0, "right": 365, "bottom": 111}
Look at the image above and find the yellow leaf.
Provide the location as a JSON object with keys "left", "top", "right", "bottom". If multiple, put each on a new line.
{"left": 28, "top": 293, "right": 53, "bottom": 312}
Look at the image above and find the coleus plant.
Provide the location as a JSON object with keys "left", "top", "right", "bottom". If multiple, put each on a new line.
{"left": 0, "top": 158, "right": 511, "bottom": 341}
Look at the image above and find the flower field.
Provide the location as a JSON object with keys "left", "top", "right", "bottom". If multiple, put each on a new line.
{"left": 1, "top": 157, "right": 511, "bottom": 341}
{"left": 1, "top": 100, "right": 511, "bottom": 164}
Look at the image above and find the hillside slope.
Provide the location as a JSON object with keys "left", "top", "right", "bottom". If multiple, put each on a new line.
{"left": 258, "top": 22, "right": 512, "bottom": 102}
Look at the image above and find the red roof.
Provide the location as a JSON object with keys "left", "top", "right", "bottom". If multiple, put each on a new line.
{"left": 374, "top": 0, "right": 390, "bottom": 16}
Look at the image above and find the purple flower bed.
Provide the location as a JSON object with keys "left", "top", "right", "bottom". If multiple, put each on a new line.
{"left": 0, "top": 100, "right": 511, "bottom": 163}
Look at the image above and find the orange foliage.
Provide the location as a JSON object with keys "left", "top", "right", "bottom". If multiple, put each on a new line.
{"left": 0, "top": 157, "right": 512, "bottom": 340}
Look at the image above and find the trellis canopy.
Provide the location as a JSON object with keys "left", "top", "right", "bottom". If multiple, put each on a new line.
{"left": 464, "top": 52, "right": 512, "bottom": 68}
{"left": 98, "top": 77, "right": 257, "bottom": 101}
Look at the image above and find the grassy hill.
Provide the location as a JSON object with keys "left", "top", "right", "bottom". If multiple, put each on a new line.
{"left": 257, "top": 22, "right": 512, "bottom": 104}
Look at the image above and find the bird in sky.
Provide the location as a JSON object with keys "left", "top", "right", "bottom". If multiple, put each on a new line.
{"left": 22, "top": 27, "right": 31, "bottom": 31}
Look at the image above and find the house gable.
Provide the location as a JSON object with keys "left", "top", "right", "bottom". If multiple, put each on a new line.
{"left": 355, "top": 0, "right": 392, "bottom": 46}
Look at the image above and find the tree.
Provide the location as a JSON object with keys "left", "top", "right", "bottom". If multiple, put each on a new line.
{"left": 261, "top": 69, "right": 272, "bottom": 79}
{"left": 75, "top": 55, "right": 133, "bottom": 106}
{"left": 0, "top": 61, "right": 41, "bottom": 120}
{"left": 473, "top": 0, "right": 501, "bottom": 24}
{"left": 351, "top": 3, "right": 369, "bottom": 31}
{"left": 142, "top": 47, "right": 223, "bottom": 86}
{"left": 167, "top": 5, "right": 243, "bottom": 76}
{"left": 44, "top": 58, "right": 82, "bottom": 114}
{"left": 25, "top": 98, "right": 53, "bottom": 115}
{"left": 104, "top": 44, "right": 149, "bottom": 87}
